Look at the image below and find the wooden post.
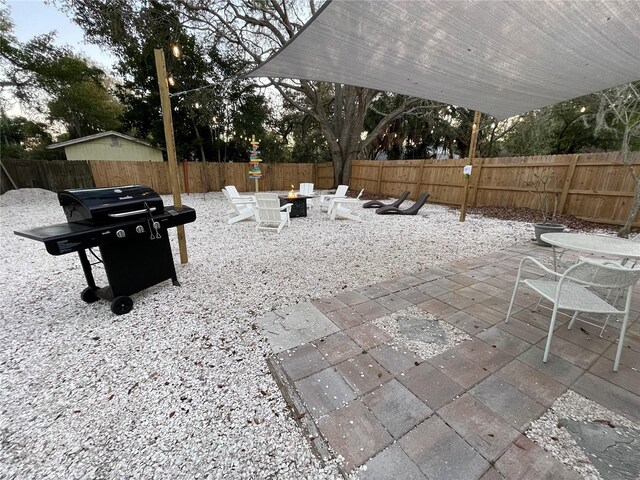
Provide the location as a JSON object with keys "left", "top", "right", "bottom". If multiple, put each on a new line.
{"left": 469, "top": 157, "right": 484, "bottom": 206}
{"left": 376, "top": 162, "right": 384, "bottom": 195}
{"left": 154, "top": 48, "right": 188, "bottom": 264}
{"left": 460, "top": 111, "right": 481, "bottom": 222}
{"left": 558, "top": 154, "right": 579, "bottom": 214}
{"left": 414, "top": 160, "right": 426, "bottom": 200}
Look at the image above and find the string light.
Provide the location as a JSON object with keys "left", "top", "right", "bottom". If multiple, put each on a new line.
{"left": 171, "top": 43, "right": 182, "bottom": 59}
{"left": 167, "top": 75, "right": 176, "bottom": 87}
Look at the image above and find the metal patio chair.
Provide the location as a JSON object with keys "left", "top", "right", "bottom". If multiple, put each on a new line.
{"left": 505, "top": 256, "right": 640, "bottom": 371}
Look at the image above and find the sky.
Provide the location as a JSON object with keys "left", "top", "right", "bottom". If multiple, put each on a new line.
{"left": 7, "top": 0, "right": 116, "bottom": 69}
{"left": 4, "top": 0, "right": 117, "bottom": 117}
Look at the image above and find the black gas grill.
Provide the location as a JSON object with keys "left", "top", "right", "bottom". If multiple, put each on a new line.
{"left": 15, "top": 185, "right": 196, "bottom": 315}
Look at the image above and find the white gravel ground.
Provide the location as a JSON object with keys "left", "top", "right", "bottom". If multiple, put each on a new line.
{"left": 526, "top": 390, "right": 640, "bottom": 480}
{"left": 0, "top": 188, "right": 533, "bottom": 479}
{"left": 373, "top": 306, "right": 471, "bottom": 359}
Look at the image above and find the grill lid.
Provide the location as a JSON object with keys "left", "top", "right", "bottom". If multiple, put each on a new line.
{"left": 58, "top": 185, "right": 164, "bottom": 224}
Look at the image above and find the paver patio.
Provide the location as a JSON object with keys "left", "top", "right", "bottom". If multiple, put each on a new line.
{"left": 260, "top": 243, "right": 640, "bottom": 479}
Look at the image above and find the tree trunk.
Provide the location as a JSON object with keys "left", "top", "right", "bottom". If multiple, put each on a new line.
{"left": 191, "top": 118, "right": 206, "bottom": 163}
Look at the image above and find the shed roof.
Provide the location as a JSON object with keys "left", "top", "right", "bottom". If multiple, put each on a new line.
{"left": 248, "top": 0, "right": 640, "bottom": 120}
{"left": 47, "top": 131, "right": 161, "bottom": 150}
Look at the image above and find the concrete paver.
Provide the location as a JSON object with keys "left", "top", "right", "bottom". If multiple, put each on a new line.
{"left": 495, "top": 436, "right": 582, "bottom": 480}
{"left": 426, "top": 349, "right": 491, "bottom": 389}
{"left": 368, "top": 343, "right": 421, "bottom": 375}
{"left": 572, "top": 372, "right": 640, "bottom": 423}
{"left": 294, "top": 368, "right": 356, "bottom": 419}
{"left": 399, "top": 415, "right": 490, "bottom": 480}
{"left": 398, "top": 361, "right": 465, "bottom": 410}
{"left": 470, "top": 375, "right": 546, "bottom": 432}
{"left": 335, "top": 353, "right": 392, "bottom": 395}
{"left": 318, "top": 400, "right": 393, "bottom": 473}
{"left": 495, "top": 360, "right": 567, "bottom": 408}
{"left": 276, "top": 342, "right": 330, "bottom": 382}
{"left": 438, "top": 393, "right": 521, "bottom": 462}
{"left": 326, "top": 307, "right": 367, "bottom": 330}
{"left": 313, "top": 331, "right": 363, "bottom": 365}
{"left": 477, "top": 325, "right": 532, "bottom": 356}
{"left": 518, "top": 346, "right": 585, "bottom": 386}
{"left": 256, "top": 302, "right": 339, "bottom": 353}
{"left": 345, "top": 322, "right": 391, "bottom": 350}
{"left": 536, "top": 335, "right": 601, "bottom": 370}
{"left": 359, "top": 445, "right": 427, "bottom": 480}
{"left": 258, "top": 244, "right": 640, "bottom": 479}
{"left": 443, "top": 310, "right": 492, "bottom": 335}
{"left": 362, "top": 378, "right": 432, "bottom": 439}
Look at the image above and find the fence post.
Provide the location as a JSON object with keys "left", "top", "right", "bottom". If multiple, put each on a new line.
{"left": 558, "top": 154, "right": 579, "bottom": 214}
{"left": 414, "top": 160, "right": 425, "bottom": 200}
{"left": 376, "top": 162, "right": 384, "bottom": 195}
{"left": 469, "top": 157, "right": 484, "bottom": 206}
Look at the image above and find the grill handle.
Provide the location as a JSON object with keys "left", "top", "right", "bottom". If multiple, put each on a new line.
{"left": 108, "top": 207, "right": 157, "bottom": 218}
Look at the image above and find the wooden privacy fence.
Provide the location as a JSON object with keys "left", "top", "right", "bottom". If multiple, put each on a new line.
{"left": 90, "top": 161, "right": 334, "bottom": 193}
{"left": 349, "top": 152, "right": 640, "bottom": 226}
{"left": 1, "top": 158, "right": 94, "bottom": 194}
{"left": 2, "top": 153, "right": 638, "bottom": 226}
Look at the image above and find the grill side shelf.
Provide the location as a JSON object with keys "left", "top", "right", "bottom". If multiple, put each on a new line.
{"left": 14, "top": 205, "right": 196, "bottom": 256}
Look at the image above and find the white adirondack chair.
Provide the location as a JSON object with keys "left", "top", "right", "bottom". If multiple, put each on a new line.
{"left": 299, "top": 183, "right": 315, "bottom": 208}
{"left": 222, "top": 188, "right": 257, "bottom": 224}
{"left": 329, "top": 189, "right": 364, "bottom": 222}
{"left": 318, "top": 185, "right": 349, "bottom": 213}
{"left": 224, "top": 185, "right": 255, "bottom": 202}
{"left": 255, "top": 193, "right": 292, "bottom": 233}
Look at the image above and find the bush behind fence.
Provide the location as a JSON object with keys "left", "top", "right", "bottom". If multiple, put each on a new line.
{"left": 2, "top": 152, "right": 638, "bottom": 226}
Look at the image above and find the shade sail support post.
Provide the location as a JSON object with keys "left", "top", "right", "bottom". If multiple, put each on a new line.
{"left": 154, "top": 48, "right": 188, "bottom": 264}
{"left": 460, "top": 110, "right": 481, "bottom": 222}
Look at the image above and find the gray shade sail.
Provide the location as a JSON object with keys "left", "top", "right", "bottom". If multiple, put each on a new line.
{"left": 248, "top": 0, "right": 640, "bottom": 120}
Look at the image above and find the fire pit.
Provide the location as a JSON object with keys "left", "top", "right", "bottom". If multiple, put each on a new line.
{"left": 278, "top": 195, "right": 310, "bottom": 218}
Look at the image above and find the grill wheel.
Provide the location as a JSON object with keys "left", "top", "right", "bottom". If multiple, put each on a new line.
{"left": 111, "top": 296, "right": 133, "bottom": 315}
{"left": 81, "top": 287, "right": 99, "bottom": 303}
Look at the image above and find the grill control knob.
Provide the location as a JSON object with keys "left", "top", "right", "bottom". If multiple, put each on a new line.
{"left": 135, "top": 225, "right": 144, "bottom": 234}
{"left": 116, "top": 229, "right": 126, "bottom": 238}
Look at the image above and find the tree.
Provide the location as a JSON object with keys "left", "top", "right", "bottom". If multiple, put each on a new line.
{"left": 0, "top": 112, "right": 64, "bottom": 159}
{"left": 48, "top": 80, "right": 123, "bottom": 138}
{"left": 594, "top": 82, "right": 640, "bottom": 237}
{"left": 171, "top": 0, "right": 432, "bottom": 185}
{"left": 0, "top": 6, "right": 123, "bottom": 138}
{"left": 60, "top": 0, "right": 272, "bottom": 162}
{"left": 498, "top": 95, "right": 618, "bottom": 157}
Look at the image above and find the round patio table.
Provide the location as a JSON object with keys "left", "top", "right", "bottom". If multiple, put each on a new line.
{"left": 541, "top": 232, "right": 640, "bottom": 270}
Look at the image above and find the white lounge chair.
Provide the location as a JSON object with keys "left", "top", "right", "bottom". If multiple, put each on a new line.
{"left": 505, "top": 256, "right": 640, "bottom": 371}
{"left": 222, "top": 188, "right": 257, "bottom": 224}
{"left": 255, "top": 193, "right": 292, "bottom": 233}
{"left": 318, "top": 185, "right": 349, "bottom": 213}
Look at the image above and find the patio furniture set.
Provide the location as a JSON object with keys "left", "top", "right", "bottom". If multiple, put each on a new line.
{"left": 222, "top": 183, "right": 364, "bottom": 233}
{"left": 507, "top": 232, "right": 640, "bottom": 372}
